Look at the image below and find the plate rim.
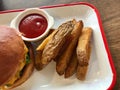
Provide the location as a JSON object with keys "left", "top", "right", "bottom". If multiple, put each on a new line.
{"left": 0, "top": 2, "right": 116, "bottom": 90}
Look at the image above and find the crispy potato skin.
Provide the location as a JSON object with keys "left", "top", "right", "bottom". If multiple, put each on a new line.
{"left": 65, "top": 51, "right": 78, "bottom": 78}
{"left": 35, "top": 30, "right": 56, "bottom": 70}
{"left": 35, "top": 20, "right": 93, "bottom": 81}
{"left": 40, "top": 20, "right": 74, "bottom": 68}
{"left": 56, "top": 20, "right": 83, "bottom": 75}
{"left": 76, "top": 27, "right": 92, "bottom": 80}
{"left": 76, "top": 27, "right": 92, "bottom": 65}
{"left": 36, "top": 30, "right": 57, "bottom": 51}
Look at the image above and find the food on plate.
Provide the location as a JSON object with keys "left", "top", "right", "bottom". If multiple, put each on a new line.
{"left": 76, "top": 46, "right": 91, "bottom": 80}
{"left": 36, "top": 30, "right": 57, "bottom": 51}
{"left": 54, "top": 34, "right": 73, "bottom": 62}
{"left": 65, "top": 50, "right": 78, "bottom": 78}
{"left": 35, "top": 50, "right": 44, "bottom": 70}
{"left": 36, "top": 19, "right": 75, "bottom": 69}
{"left": 35, "top": 19, "right": 92, "bottom": 81}
{"left": 76, "top": 27, "right": 92, "bottom": 80}
{"left": 0, "top": 26, "right": 34, "bottom": 90}
{"left": 35, "top": 30, "right": 57, "bottom": 70}
{"left": 56, "top": 20, "right": 83, "bottom": 75}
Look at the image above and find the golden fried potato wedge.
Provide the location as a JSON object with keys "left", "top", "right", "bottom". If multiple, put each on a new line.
{"left": 65, "top": 51, "right": 78, "bottom": 78}
{"left": 56, "top": 20, "right": 83, "bottom": 75}
{"left": 76, "top": 27, "right": 92, "bottom": 80}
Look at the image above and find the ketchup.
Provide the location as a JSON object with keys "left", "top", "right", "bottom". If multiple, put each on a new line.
{"left": 19, "top": 14, "right": 48, "bottom": 38}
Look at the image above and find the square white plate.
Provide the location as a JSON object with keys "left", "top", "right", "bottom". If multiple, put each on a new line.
{"left": 0, "top": 2, "right": 116, "bottom": 90}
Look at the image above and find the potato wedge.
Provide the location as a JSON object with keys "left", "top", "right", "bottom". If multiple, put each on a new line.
{"left": 65, "top": 51, "right": 78, "bottom": 78}
{"left": 35, "top": 30, "right": 56, "bottom": 70}
{"left": 36, "top": 30, "right": 57, "bottom": 51}
{"left": 76, "top": 27, "right": 92, "bottom": 65}
{"left": 56, "top": 20, "right": 83, "bottom": 75}
{"left": 76, "top": 27, "right": 92, "bottom": 80}
{"left": 41, "top": 20, "right": 75, "bottom": 68}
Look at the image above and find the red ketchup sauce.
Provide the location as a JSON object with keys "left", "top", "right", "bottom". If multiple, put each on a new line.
{"left": 19, "top": 14, "right": 48, "bottom": 38}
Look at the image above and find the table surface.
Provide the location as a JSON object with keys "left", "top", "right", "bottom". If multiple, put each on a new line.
{"left": 0, "top": 0, "right": 120, "bottom": 89}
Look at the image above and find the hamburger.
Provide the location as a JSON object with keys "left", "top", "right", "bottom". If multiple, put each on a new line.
{"left": 0, "top": 26, "right": 34, "bottom": 90}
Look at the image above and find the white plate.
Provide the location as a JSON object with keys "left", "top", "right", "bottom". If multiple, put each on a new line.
{"left": 0, "top": 2, "right": 116, "bottom": 90}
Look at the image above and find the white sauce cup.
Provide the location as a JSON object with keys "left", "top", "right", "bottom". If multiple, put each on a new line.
{"left": 10, "top": 8, "right": 54, "bottom": 42}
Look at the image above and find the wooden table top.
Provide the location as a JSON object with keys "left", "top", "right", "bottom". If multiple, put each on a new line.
{"left": 0, "top": 0, "right": 120, "bottom": 89}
